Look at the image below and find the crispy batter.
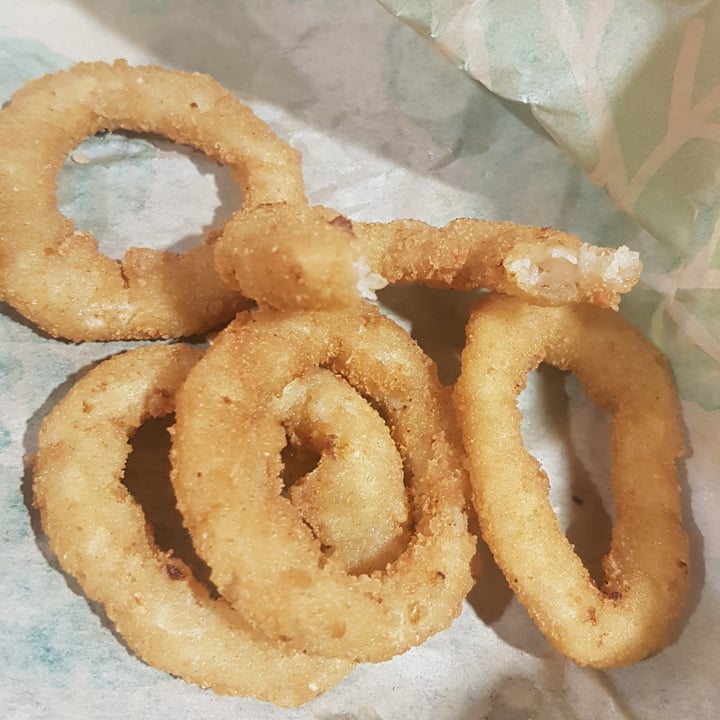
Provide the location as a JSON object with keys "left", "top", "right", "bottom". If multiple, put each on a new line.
{"left": 453, "top": 295, "right": 689, "bottom": 667}
{"left": 274, "top": 367, "right": 410, "bottom": 575}
{"left": 358, "top": 217, "right": 641, "bottom": 309}
{"left": 0, "top": 60, "right": 306, "bottom": 341}
{"left": 33, "top": 345, "right": 353, "bottom": 706}
{"left": 215, "top": 203, "right": 370, "bottom": 310}
{"left": 171, "top": 304, "right": 476, "bottom": 663}
{"left": 214, "top": 203, "right": 641, "bottom": 311}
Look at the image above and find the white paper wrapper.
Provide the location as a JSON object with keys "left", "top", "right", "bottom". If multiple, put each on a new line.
{"left": 0, "top": 1, "right": 717, "bottom": 718}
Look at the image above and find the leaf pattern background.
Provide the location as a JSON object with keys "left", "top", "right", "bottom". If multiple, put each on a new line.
{"left": 379, "top": 0, "right": 720, "bottom": 408}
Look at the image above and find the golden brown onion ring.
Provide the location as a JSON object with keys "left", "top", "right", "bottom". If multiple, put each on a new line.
{"left": 0, "top": 60, "right": 305, "bottom": 341}
{"left": 33, "top": 344, "right": 352, "bottom": 706}
{"left": 275, "top": 367, "right": 410, "bottom": 575}
{"left": 214, "top": 203, "right": 641, "bottom": 311}
{"left": 214, "top": 203, "right": 371, "bottom": 310}
{"left": 453, "top": 295, "right": 689, "bottom": 668}
{"left": 171, "top": 305, "right": 476, "bottom": 663}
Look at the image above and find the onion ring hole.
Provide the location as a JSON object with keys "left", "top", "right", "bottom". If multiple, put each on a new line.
{"left": 122, "top": 413, "right": 217, "bottom": 595}
{"left": 518, "top": 364, "right": 614, "bottom": 588}
{"left": 58, "top": 131, "right": 238, "bottom": 260}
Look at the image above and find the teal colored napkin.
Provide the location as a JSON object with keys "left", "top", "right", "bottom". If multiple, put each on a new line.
{"left": 380, "top": 0, "right": 720, "bottom": 408}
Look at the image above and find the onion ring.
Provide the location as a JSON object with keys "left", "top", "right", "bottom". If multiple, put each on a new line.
{"left": 32, "top": 344, "right": 353, "bottom": 706}
{"left": 453, "top": 294, "right": 689, "bottom": 668}
{"left": 0, "top": 60, "right": 306, "bottom": 341}
{"left": 214, "top": 202, "right": 641, "bottom": 311}
{"left": 275, "top": 367, "right": 410, "bottom": 575}
{"left": 214, "top": 203, "right": 374, "bottom": 310}
{"left": 170, "top": 305, "right": 476, "bottom": 662}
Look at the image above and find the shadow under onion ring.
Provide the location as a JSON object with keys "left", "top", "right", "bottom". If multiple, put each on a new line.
{"left": 170, "top": 305, "right": 476, "bottom": 663}
{"left": 0, "top": 60, "right": 306, "bottom": 341}
{"left": 453, "top": 295, "right": 689, "bottom": 668}
{"left": 32, "top": 344, "right": 353, "bottom": 707}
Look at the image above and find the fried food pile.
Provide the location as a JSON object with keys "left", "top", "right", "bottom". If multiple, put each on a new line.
{"left": 0, "top": 61, "right": 689, "bottom": 708}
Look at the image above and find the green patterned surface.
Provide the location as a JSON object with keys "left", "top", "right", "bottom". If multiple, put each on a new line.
{"left": 381, "top": 0, "right": 720, "bottom": 408}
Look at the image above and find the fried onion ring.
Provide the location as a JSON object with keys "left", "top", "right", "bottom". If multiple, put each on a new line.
{"left": 453, "top": 295, "right": 689, "bottom": 667}
{"left": 214, "top": 203, "right": 377, "bottom": 310}
{"left": 171, "top": 305, "right": 476, "bottom": 662}
{"left": 32, "top": 344, "right": 352, "bottom": 706}
{"left": 214, "top": 203, "right": 640, "bottom": 311}
{"left": 275, "top": 368, "right": 410, "bottom": 575}
{"left": 0, "top": 60, "right": 305, "bottom": 341}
